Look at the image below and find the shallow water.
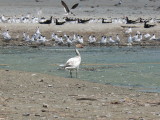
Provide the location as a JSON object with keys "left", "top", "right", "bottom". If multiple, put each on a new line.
{"left": 0, "top": 46, "right": 160, "bottom": 92}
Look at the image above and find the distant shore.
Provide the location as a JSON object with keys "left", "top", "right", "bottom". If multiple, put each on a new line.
{"left": 0, "top": 22, "right": 160, "bottom": 47}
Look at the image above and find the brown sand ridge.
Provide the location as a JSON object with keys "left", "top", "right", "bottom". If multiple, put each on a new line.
{"left": 0, "top": 69, "right": 160, "bottom": 119}
{"left": 0, "top": 22, "right": 160, "bottom": 46}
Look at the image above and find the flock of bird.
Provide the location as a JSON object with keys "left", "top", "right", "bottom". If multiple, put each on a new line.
{"left": 0, "top": 13, "right": 159, "bottom": 27}
{"left": 0, "top": 0, "right": 160, "bottom": 47}
{"left": 1, "top": 26, "right": 159, "bottom": 47}
{"left": 0, "top": 0, "right": 160, "bottom": 27}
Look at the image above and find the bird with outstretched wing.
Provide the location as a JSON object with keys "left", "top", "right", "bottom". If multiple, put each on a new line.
{"left": 61, "top": 0, "right": 79, "bottom": 16}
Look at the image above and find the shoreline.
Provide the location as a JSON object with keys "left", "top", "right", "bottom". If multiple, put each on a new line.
{"left": 0, "top": 69, "right": 160, "bottom": 119}
{"left": 0, "top": 23, "right": 160, "bottom": 47}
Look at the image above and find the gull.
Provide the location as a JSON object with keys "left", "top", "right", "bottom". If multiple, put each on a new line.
{"left": 114, "top": 0, "right": 122, "bottom": 6}
{"left": 78, "top": 18, "right": 91, "bottom": 24}
{"left": 55, "top": 19, "right": 66, "bottom": 25}
{"left": 59, "top": 49, "right": 81, "bottom": 78}
{"left": 126, "top": 16, "right": 136, "bottom": 24}
{"left": 35, "top": 27, "right": 41, "bottom": 35}
{"left": 136, "top": 31, "right": 141, "bottom": 35}
{"left": 115, "top": 34, "right": 120, "bottom": 44}
{"left": 77, "top": 35, "right": 84, "bottom": 44}
{"left": 88, "top": 35, "right": 96, "bottom": 44}
{"left": 2, "top": 30, "right": 11, "bottom": 41}
{"left": 100, "top": 36, "right": 107, "bottom": 45}
{"left": 51, "top": 33, "right": 56, "bottom": 40}
{"left": 127, "top": 34, "right": 133, "bottom": 46}
{"left": 144, "top": 33, "right": 150, "bottom": 39}
{"left": 61, "top": 0, "right": 79, "bottom": 16}
{"left": 23, "top": 32, "right": 27, "bottom": 41}
{"left": 1, "top": 15, "right": 7, "bottom": 22}
{"left": 125, "top": 27, "right": 132, "bottom": 34}
{"left": 108, "top": 36, "right": 116, "bottom": 44}
{"left": 135, "top": 34, "right": 143, "bottom": 42}
{"left": 149, "top": 34, "right": 156, "bottom": 40}
{"left": 66, "top": 36, "right": 73, "bottom": 47}
{"left": 102, "top": 18, "right": 112, "bottom": 23}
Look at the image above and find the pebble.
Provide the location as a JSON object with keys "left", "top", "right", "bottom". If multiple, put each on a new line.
{"left": 53, "top": 115, "right": 59, "bottom": 118}
{"left": 39, "top": 79, "right": 44, "bottom": 82}
{"left": 22, "top": 113, "right": 30, "bottom": 116}
{"left": 43, "top": 103, "right": 48, "bottom": 108}
{"left": 48, "top": 84, "right": 53, "bottom": 87}
{"left": 35, "top": 113, "right": 41, "bottom": 116}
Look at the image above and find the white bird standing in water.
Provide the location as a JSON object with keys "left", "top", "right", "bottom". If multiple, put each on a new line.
{"left": 59, "top": 49, "right": 81, "bottom": 78}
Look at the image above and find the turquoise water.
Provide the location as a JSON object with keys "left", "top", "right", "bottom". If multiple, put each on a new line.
{"left": 0, "top": 46, "right": 160, "bottom": 92}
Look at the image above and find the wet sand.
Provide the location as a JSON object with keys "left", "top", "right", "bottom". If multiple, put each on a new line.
{"left": 0, "top": 69, "right": 160, "bottom": 119}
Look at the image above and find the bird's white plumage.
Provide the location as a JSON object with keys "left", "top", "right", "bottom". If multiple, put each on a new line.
{"left": 60, "top": 49, "right": 81, "bottom": 78}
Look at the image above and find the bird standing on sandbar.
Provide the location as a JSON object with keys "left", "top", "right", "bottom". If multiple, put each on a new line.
{"left": 59, "top": 49, "right": 81, "bottom": 78}
{"left": 39, "top": 16, "right": 52, "bottom": 24}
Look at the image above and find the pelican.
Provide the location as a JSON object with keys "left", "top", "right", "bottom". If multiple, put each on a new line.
{"left": 132, "top": 34, "right": 138, "bottom": 41}
{"left": 144, "top": 33, "right": 151, "bottom": 39}
{"left": 59, "top": 49, "right": 81, "bottom": 78}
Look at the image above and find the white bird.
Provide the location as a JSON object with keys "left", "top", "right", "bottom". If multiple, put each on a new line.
{"left": 115, "top": 34, "right": 120, "bottom": 44}
{"left": 59, "top": 49, "right": 81, "bottom": 78}
{"left": 2, "top": 30, "right": 11, "bottom": 41}
{"left": 127, "top": 34, "right": 133, "bottom": 46}
{"left": 108, "top": 36, "right": 116, "bottom": 43}
{"left": 35, "top": 27, "right": 41, "bottom": 35}
{"left": 132, "top": 34, "right": 138, "bottom": 41}
{"left": 88, "top": 35, "right": 96, "bottom": 44}
{"left": 144, "top": 33, "right": 151, "bottom": 39}
{"left": 100, "top": 36, "right": 107, "bottom": 45}
{"left": 135, "top": 34, "right": 143, "bottom": 42}
{"left": 66, "top": 36, "right": 73, "bottom": 47}
{"left": 77, "top": 36, "right": 84, "bottom": 44}
{"left": 125, "top": 27, "right": 132, "bottom": 34}
{"left": 149, "top": 34, "right": 156, "bottom": 40}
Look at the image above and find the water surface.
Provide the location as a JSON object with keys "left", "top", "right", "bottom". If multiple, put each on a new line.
{"left": 0, "top": 46, "right": 160, "bottom": 92}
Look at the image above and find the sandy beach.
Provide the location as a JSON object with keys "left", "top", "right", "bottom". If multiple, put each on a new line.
{"left": 0, "top": 0, "right": 160, "bottom": 119}
{"left": 0, "top": 0, "right": 160, "bottom": 46}
{"left": 0, "top": 69, "right": 160, "bottom": 120}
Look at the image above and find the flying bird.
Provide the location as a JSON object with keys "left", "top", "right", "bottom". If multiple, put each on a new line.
{"left": 59, "top": 49, "right": 81, "bottom": 78}
{"left": 61, "top": 0, "right": 79, "bottom": 16}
